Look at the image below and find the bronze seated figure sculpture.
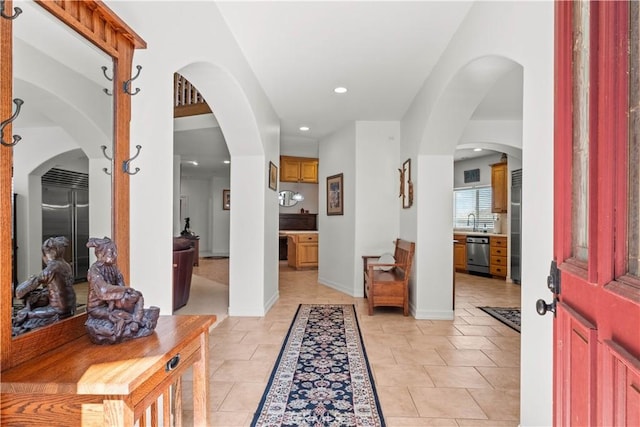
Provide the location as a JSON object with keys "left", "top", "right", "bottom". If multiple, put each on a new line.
{"left": 12, "top": 236, "right": 77, "bottom": 336}
{"left": 85, "top": 237, "right": 159, "bottom": 345}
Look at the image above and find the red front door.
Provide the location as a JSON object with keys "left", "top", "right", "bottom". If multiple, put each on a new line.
{"left": 549, "top": 1, "right": 640, "bottom": 425}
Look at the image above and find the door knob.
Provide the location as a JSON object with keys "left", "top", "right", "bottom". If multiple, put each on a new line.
{"left": 536, "top": 299, "right": 556, "bottom": 316}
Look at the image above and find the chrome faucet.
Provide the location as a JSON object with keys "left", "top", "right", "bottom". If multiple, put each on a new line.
{"left": 467, "top": 213, "right": 477, "bottom": 232}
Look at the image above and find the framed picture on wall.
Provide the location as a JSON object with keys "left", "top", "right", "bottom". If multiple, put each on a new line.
{"left": 269, "top": 161, "right": 278, "bottom": 191}
{"left": 326, "top": 173, "right": 344, "bottom": 216}
{"left": 222, "top": 189, "right": 230, "bottom": 210}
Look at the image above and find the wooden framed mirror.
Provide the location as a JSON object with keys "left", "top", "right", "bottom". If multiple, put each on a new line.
{"left": 1, "top": 0, "right": 145, "bottom": 370}
{"left": 13, "top": 1, "right": 113, "bottom": 322}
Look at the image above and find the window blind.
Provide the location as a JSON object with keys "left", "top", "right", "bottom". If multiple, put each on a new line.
{"left": 453, "top": 186, "right": 495, "bottom": 231}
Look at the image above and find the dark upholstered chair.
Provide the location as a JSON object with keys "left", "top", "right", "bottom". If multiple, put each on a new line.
{"left": 173, "top": 237, "right": 195, "bottom": 311}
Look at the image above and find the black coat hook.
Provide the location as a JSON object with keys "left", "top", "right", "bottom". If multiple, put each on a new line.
{"left": 0, "top": 0, "right": 22, "bottom": 20}
{"left": 1, "top": 99, "right": 24, "bottom": 147}
{"left": 123, "top": 65, "right": 142, "bottom": 96}
{"left": 100, "top": 145, "right": 113, "bottom": 160}
{"left": 122, "top": 145, "right": 142, "bottom": 175}
{"left": 101, "top": 66, "right": 113, "bottom": 82}
{"left": 101, "top": 66, "right": 113, "bottom": 96}
{"left": 100, "top": 145, "right": 112, "bottom": 175}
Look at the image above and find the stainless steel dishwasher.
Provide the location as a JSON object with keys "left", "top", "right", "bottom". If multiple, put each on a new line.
{"left": 466, "top": 236, "right": 490, "bottom": 274}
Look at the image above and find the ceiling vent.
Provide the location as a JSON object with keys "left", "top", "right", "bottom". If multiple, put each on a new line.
{"left": 41, "top": 168, "right": 89, "bottom": 189}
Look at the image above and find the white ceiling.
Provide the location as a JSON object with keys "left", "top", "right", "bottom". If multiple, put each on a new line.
{"left": 174, "top": 115, "right": 231, "bottom": 178}
{"left": 216, "top": 1, "right": 474, "bottom": 140}
{"left": 176, "top": 1, "right": 524, "bottom": 178}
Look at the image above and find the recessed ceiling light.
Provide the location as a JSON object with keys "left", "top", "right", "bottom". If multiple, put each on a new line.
{"left": 334, "top": 86, "right": 348, "bottom": 94}
{"left": 181, "top": 160, "right": 198, "bottom": 166}
{"left": 299, "top": 126, "right": 310, "bottom": 132}
{"left": 223, "top": 160, "right": 231, "bottom": 164}
{"left": 473, "top": 148, "right": 483, "bottom": 152}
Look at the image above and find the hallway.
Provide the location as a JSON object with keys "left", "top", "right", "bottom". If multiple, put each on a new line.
{"left": 181, "top": 260, "right": 521, "bottom": 426}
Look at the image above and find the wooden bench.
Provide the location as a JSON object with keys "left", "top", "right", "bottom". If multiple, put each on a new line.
{"left": 362, "top": 239, "right": 415, "bottom": 316}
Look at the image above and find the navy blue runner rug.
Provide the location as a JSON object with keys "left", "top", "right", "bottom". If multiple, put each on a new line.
{"left": 478, "top": 306, "right": 521, "bottom": 333}
{"left": 251, "top": 304, "right": 385, "bottom": 426}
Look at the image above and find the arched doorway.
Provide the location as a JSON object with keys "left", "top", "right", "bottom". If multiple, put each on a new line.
{"left": 170, "top": 61, "right": 274, "bottom": 318}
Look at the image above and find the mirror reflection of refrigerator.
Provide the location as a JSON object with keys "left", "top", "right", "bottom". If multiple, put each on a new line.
{"left": 42, "top": 168, "right": 89, "bottom": 283}
{"left": 510, "top": 169, "right": 522, "bottom": 284}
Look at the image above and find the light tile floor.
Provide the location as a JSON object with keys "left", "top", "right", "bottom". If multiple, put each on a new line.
{"left": 182, "top": 259, "right": 521, "bottom": 427}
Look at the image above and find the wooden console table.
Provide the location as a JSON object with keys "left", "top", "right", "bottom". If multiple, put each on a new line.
{"left": 1, "top": 315, "right": 215, "bottom": 426}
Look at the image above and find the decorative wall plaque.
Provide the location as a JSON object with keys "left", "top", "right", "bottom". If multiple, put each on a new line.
{"left": 464, "top": 168, "right": 480, "bottom": 183}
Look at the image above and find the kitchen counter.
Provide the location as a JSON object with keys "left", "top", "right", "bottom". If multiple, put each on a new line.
{"left": 453, "top": 231, "right": 507, "bottom": 238}
{"left": 279, "top": 230, "right": 319, "bottom": 235}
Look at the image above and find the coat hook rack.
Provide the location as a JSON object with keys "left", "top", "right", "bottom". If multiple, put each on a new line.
{"left": 122, "top": 145, "right": 142, "bottom": 175}
{"left": 100, "top": 145, "right": 112, "bottom": 175}
{"left": 0, "top": 0, "right": 22, "bottom": 20}
{"left": 123, "top": 65, "right": 142, "bottom": 96}
{"left": 1, "top": 99, "right": 24, "bottom": 147}
{"left": 101, "top": 66, "right": 113, "bottom": 96}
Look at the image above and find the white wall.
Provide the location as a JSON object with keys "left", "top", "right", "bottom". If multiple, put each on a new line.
{"left": 108, "top": 1, "right": 280, "bottom": 316}
{"left": 281, "top": 135, "right": 318, "bottom": 158}
{"left": 172, "top": 156, "right": 182, "bottom": 236}
{"left": 401, "top": 2, "right": 554, "bottom": 425}
{"left": 317, "top": 121, "right": 400, "bottom": 297}
{"left": 453, "top": 153, "right": 503, "bottom": 188}
{"left": 353, "top": 121, "right": 400, "bottom": 297}
{"left": 414, "top": 154, "right": 454, "bottom": 319}
{"left": 459, "top": 120, "right": 523, "bottom": 152}
{"left": 318, "top": 124, "right": 356, "bottom": 294}
{"left": 210, "top": 176, "right": 230, "bottom": 257}
{"left": 180, "top": 178, "right": 211, "bottom": 253}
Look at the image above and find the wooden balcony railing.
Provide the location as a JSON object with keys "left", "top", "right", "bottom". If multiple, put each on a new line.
{"left": 174, "top": 73, "right": 212, "bottom": 118}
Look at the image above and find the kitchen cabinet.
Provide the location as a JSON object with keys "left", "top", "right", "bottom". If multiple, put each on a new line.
{"left": 453, "top": 234, "right": 467, "bottom": 272}
{"left": 287, "top": 233, "right": 318, "bottom": 269}
{"left": 490, "top": 236, "right": 507, "bottom": 278}
{"left": 491, "top": 162, "right": 508, "bottom": 213}
{"left": 280, "top": 156, "right": 319, "bottom": 183}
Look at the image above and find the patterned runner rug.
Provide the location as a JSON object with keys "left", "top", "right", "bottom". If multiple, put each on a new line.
{"left": 478, "top": 306, "right": 521, "bottom": 333}
{"left": 251, "top": 304, "right": 385, "bottom": 427}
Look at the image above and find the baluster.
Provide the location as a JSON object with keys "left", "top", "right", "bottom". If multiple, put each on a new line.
{"left": 174, "top": 73, "right": 179, "bottom": 107}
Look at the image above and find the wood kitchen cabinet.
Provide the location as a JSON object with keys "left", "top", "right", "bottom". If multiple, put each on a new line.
{"left": 453, "top": 234, "right": 467, "bottom": 272}
{"left": 280, "top": 156, "right": 318, "bottom": 183}
{"left": 490, "top": 236, "right": 507, "bottom": 279}
{"left": 491, "top": 162, "right": 508, "bottom": 213}
{"left": 287, "top": 233, "right": 318, "bottom": 269}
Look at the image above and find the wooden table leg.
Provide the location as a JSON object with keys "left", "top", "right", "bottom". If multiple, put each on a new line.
{"left": 103, "top": 399, "right": 134, "bottom": 427}
{"left": 192, "top": 330, "right": 210, "bottom": 426}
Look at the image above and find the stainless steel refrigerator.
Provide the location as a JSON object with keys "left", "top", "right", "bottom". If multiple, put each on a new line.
{"left": 41, "top": 168, "right": 89, "bottom": 282}
{"left": 510, "top": 169, "right": 522, "bottom": 284}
